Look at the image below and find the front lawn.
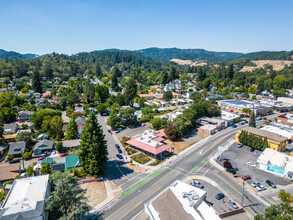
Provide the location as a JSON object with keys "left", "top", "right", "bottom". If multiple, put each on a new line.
{"left": 131, "top": 153, "right": 150, "bottom": 164}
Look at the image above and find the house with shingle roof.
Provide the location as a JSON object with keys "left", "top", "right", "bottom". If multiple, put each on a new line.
{"left": 8, "top": 141, "right": 26, "bottom": 156}
{"left": 33, "top": 139, "right": 54, "bottom": 155}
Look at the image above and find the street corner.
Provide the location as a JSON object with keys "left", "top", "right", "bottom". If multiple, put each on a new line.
{"left": 128, "top": 162, "right": 149, "bottom": 173}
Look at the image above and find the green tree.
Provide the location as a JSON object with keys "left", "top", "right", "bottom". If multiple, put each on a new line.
{"left": 249, "top": 110, "right": 256, "bottom": 128}
{"left": 17, "top": 131, "right": 32, "bottom": 143}
{"left": 40, "top": 163, "right": 51, "bottom": 174}
{"left": 95, "top": 84, "right": 109, "bottom": 103}
{"left": 169, "top": 66, "right": 178, "bottom": 82}
{"left": 255, "top": 190, "right": 293, "bottom": 220}
{"left": 66, "top": 118, "right": 78, "bottom": 140}
{"left": 32, "top": 70, "right": 42, "bottom": 93}
{"left": 163, "top": 91, "right": 173, "bottom": 101}
{"left": 26, "top": 165, "right": 34, "bottom": 177}
{"left": 119, "top": 107, "right": 136, "bottom": 124}
{"left": 46, "top": 171, "right": 89, "bottom": 220}
{"left": 124, "top": 77, "right": 137, "bottom": 106}
{"left": 42, "top": 62, "right": 53, "bottom": 79}
{"left": 31, "top": 109, "right": 61, "bottom": 130}
{"left": 0, "top": 122, "right": 3, "bottom": 139}
{"left": 79, "top": 112, "right": 108, "bottom": 175}
{"left": 160, "top": 70, "right": 169, "bottom": 85}
{"left": 94, "top": 62, "right": 102, "bottom": 78}
{"left": 150, "top": 117, "right": 169, "bottom": 130}
{"left": 107, "top": 109, "right": 120, "bottom": 129}
{"left": 242, "top": 108, "right": 252, "bottom": 116}
{"left": 97, "top": 103, "right": 107, "bottom": 115}
{"left": 41, "top": 115, "right": 63, "bottom": 139}
{"left": 83, "top": 81, "right": 95, "bottom": 103}
{"left": 56, "top": 141, "right": 64, "bottom": 153}
{"left": 173, "top": 115, "right": 193, "bottom": 137}
{"left": 227, "top": 64, "right": 234, "bottom": 79}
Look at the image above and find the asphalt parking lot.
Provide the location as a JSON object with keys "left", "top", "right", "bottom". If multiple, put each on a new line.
{"left": 217, "top": 143, "right": 291, "bottom": 188}
{"left": 190, "top": 179, "right": 241, "bottom": 214}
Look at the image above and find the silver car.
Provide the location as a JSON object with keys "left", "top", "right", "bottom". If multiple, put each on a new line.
{"left": 228, "top": 199, "right": 238, "bottom": 209}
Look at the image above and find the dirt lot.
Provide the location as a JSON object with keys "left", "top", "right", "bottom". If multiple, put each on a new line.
{"left": 240, "top": 60, "right": 293, "bottom": 72}
{"left": 159, "top": 129, "right": 191, "bottom": 153}
{"left": 170, "top": 58, "right": 207, "bottom": 67}
{"left": 79, "top": 181, "right": 107, "bottom": 207}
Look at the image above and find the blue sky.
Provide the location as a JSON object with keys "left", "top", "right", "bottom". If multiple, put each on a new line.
{"left": 0, "top": 0, "right": 292, "bottom": 55}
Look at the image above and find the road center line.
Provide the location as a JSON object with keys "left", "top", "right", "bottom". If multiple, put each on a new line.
{"left": 210, "top": 170, "right": 241, "bottom": 195}
{"left": 112, "top": 157, "right": 130, "bottom": 180}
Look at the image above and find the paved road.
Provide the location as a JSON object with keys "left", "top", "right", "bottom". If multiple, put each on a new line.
{"left": 93, "top": 114, "right": 279, "bottom": 220}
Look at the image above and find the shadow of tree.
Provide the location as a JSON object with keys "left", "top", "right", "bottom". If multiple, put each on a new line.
{"left": 104, "top": 160, "right": 134, "bottom": 181}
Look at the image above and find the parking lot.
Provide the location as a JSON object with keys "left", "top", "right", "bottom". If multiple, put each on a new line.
{"left": 115, "top": 123, "right": 151, "bottom": 140}
{"left": 217, "top": 143, "right": 291, "bottom": 190}
{"left": 190, "top": 178, "right": 242, "bottom": 215}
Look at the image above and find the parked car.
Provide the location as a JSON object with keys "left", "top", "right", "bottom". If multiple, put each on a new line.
{"left": 237, "top": 143, "right": 243, "bottom": 148}
{"left": 250, "top": 148, "right": 255, "bottom": 152}
{"left": 216, "top": 193, "right": 225, "bottom": 200}
{"left": 228, "top": 199, "right": 238, "bottom": 209}
{"left": 190, "top": 180, "right": 204, "bottom": 189}
{"left": 246, "top": 162, "right": 256, "bottom": 167}
{"left": 254, "top": 152, "right": 261, "bottom": 156}
{"left": 232, "top": 124, "right": 237, "bottom": 128}
{"left": 0, "top": 158, "right": 4, "bottom": 162}
{"left": 108, "top": 129, "right": 112, "bottom": 134}
{"left": 60, "top": 153, "right": 68, "bottom": 157}
{"left": 226, "top": 168, "right": 238, "bottom": 173}
{"left": 115, "top": 144, "right": 120, "bottom": 149}
{"left": 251, "top": 182, "right": 266, "bottom": 191}
{"left": 116, "top": 154, "right": 123, "bottom": 159}
{"left": 266, "top": 180, "right": 276, "bottom": 188}
{"left": 115, "top": 130, "right": 120, "bottom": 133}
{"left": 38, "top": 156, "right": 46, "bottom": 161}
{"left": 9, "top": 158, "right": 20, "bottom": 164}
{"left": 50, "top": 150, "right": 57, "bottom": 155}
{"left": 141, "top": 123, "right": 145, "bottom": 127}
{"left": 242, "top": 175, "right": 251, "bottom": 180}
{"left": 118, "top": 149, "right": 122, "bottom": 154}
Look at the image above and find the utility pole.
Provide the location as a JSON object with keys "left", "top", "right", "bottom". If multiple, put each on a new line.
{"left": 241, "top": 179, "right": 245, "bottom": 207}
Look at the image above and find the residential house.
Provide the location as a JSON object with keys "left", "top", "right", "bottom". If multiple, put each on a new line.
{"left": 33, "top": 139, "right": 54, "bottom": 155}
{"left": 3, "top": 123, "right": 18, "bottom": 135}
{"left": 208, "top": 85, "right": 217, "bottom": 92}
{"left": 0, "top": 88, "right": 8, "bottom": 93}
{"left": 0, "top": 163, "right": 20, "bottom": 184}
{"left": 17, "top": 110, "right": 34, "bottom": 121}
{"left": 0, "top": 175, "right": 50, "bottom": 220}
{"left": 8, "top": 141, "right": 26, "bottom": 157}
{"left": 0, "top": 143, "right": 8, "bottom": 155}
{"left": 65, "top": 154, "right": 80, "bottom": 170}
{"left": 62, "top": 139, "right": 81, "bottom": 150}
{"left": 42, "top": 91, "right": 52, "bottom": 98}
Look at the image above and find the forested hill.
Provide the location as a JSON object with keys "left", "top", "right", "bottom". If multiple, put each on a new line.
{"left": 0, "top": 49, "right": 38, "bottom": 60}
{"left": 136, "top": 47, "right": 244, "bottom": 62}
{"left": 241, "top": 51, "right": 293, "bottom": 60}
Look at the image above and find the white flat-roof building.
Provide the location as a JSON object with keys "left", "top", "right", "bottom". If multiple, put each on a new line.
{"left": 145, "top": 180, "right": 221, "bottom": 220}
{"left": 0, "top": 174, "right": 50, "bottom": 220}
{"left": 261, "top": 124, "right": 293, "bottom": 141}
{"left": 257, "top": 148, "right": 293, "bottom": 179}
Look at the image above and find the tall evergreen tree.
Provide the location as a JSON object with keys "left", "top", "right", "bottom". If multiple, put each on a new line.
{"left": 249, "top": 110, "right": 256, "bottom": 127}
{"left": 124, "top": 77, "right": 137, "bottom": 107}
{"left": 111, "top": 71, "right": 119, "bottom": 91}
{"left": 42, "top": 62, "right": 53, "bottom": 79}
{"left": 32, "top": 70, "right": 42, "bottom": 93}
{"left": 227, "top": 64, "right": 234, "bottom": 79}
{"left": 83, "top": 81, "right": 95, "bottom": 103}
{"left": 4, "top": 55, "right": 8, "bottom": 63}
{"left": 66, "top": 118, "right": 78, "bottom": 140}
{"left": 0, "top": 122, "right": 3, "bottom": 139}
{"left": 169, "top": 66, "right": 177, "bottom": 82}
{"left": 160, "top": 70, "right": 169, "bottom": 85}
{"left": 79, "top": 112, "right": 108, "bottom": 175}
{"left": 94, "top": 62, "right": 102, "bottom": 78}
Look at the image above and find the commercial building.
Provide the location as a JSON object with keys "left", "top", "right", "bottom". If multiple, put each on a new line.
{"left": 261, "top": 124, "right": 293, "bottom": 142}
{"left": 220, "top": 111, "right": 240, "bottom": 126}
{"left": 259, "top": 97, "right": 292, "bottom": 112}
{"left": 257, "top": 148, "right": 293, "bottom": 179}
{"left": 277, "top": 97, "right": 293, "bottom": 105}
{"left": 145, "top": 180, "right": 221, "bottom": 220}
{"left": 217, "top": 99, "right": 273, "bottom": 116}
{"left": 236, "top": 127, "right": 287, "bottom": 152}
{"left": 139, "top": 92, "right": 181, "bottom": 100}
{"left": 277, "top": 113, "right": 293, "bottom": 126}
{"left": 198, "top": 125, "right": 217, "bottom": 136}
{"left": 126, "top": 130, "right": 170, "bottom": 159}
{"left": 0, "top": 175, "right": 50, "bottom": 220}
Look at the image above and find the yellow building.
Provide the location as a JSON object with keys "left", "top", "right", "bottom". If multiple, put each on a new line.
{"left": 236, "top": 127, "right": 287, "bottom": 152}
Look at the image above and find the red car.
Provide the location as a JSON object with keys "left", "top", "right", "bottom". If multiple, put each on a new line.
{"left": 38, "top": 155, "right": 46, "bottom": 161}
{"left": 242, "top": 175, "right": 251, "bottom": 180}
{"left": 60, "top": 153, "right": 68, "bottom": 157}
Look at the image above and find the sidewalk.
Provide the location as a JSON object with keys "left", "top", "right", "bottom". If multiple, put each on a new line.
{"left": 90, "top": 178, "right": 121, "bottom": 213}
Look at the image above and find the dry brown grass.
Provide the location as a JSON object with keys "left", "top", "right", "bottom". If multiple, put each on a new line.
{"left": 240, "top": 60, "right": 293, "bottom": 72}
{"left": 79, "top": 181, "right": 107, "bottom": 207}
{"left": 170, "top": 59, "right": 207, "bottom": 67}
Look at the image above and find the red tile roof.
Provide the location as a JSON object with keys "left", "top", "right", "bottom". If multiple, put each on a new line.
{"left": 126, "top": 139, "right": 170, "bottom": 155}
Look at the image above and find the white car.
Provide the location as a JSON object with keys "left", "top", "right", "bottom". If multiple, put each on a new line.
{"left": 51, "top": 150, "right": 57, "bottom": 155}
{"left": 246, "top": 162, "right": 256, "bottom": 167}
